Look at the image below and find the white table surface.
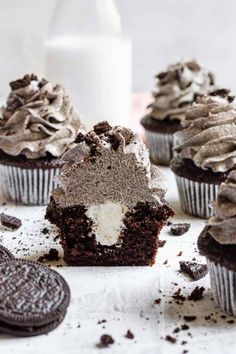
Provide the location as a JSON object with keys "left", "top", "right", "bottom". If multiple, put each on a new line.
{"left": 0, "top": 166, "right": 235, "bottom": 354}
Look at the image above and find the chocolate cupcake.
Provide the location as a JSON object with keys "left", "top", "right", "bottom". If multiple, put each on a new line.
{"left": 141, "top": 59, "right": 214, "bottom": 166}
{"left": 171, "top": 90, "right": 236, "bottom": 218}
{"left": 46, "top": 121, "right": 174, "bottom": 266}
{"left": 0, "top": 74, "right": 82, "bottom": 205}
{"left": 198, "top": 170, "right": 236, "bottom": 316}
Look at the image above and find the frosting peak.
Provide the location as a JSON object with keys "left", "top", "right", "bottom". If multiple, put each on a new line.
{"left": 52, "top": 121, "right": 167, "bottom": 207}
{"left": 148, "top": 59, "right": 214, "bottom": 122}
{"left": 174, "top": 91, "right": 236, "bottom": 172}
{"left": 0, "top": 74, "right": 82, "bottom": 159}
{"left": 208, "top": 169, "right": 236, "bottom": 244}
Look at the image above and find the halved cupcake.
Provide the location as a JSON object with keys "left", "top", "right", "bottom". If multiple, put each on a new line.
{"left": 0, "top": 74, "right": 82, "bottom": 205}
{"left": 46, "top": 121, "right": 174, "bottom": 266}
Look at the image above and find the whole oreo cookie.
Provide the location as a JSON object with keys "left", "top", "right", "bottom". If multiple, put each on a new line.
{"left": 0, "top": 245, "right": 14, "bottom": 263}
{"left": 0, "top": 259, "right": 70, "bottom": 336}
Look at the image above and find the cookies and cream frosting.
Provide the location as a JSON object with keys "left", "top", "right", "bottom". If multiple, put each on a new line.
{"left": 53, "top": 121, "right": 167, "bottom": 208}
{"left": 174, "top": 90, "right": 236, "bottom": 172}
{"left": 148, "top": 59, "right": 214, "bottom": 122}
{"left": 52, "top": 121, "right": 168, "bottom": 246}
{"left": 208, "top": 169, "right": 236, "bottom": 245}
{"left": 0, "top": 74, "right": 82, "bottom": 159}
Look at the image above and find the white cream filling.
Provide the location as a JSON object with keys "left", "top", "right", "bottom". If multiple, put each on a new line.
{"left": 85, "top": 202, "right": 128, "bottom": 246}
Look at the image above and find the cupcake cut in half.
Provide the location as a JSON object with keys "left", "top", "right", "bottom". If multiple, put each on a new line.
{"left": 0, "top": 74, "right": 82, "bottom": 205}
{"left": 141, "top": 59, "right": 215, "bottom": 166}
{"left": 198, "top": 169, "right": 236, "bottom": 316}
{"left": 45, "top": 121, "right": 174, "bottom": 266}
{"left": 171, "top": 89, "right": 236, "bottom": 219}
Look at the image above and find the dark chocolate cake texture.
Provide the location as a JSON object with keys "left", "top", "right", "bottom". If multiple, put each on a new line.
{"left": 46, "top": 121, "right": 174, "bottom": 266}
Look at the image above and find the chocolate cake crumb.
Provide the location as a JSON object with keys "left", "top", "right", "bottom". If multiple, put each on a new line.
{"left": 177, "top": 251, "right": 183, "bottom": 257}
{"left": 183, "top": 316, "right": 197, "bottom": 322}
{"left": 172, "top": 288, "right": 186, "bottom": 303}
{"left": 42, "top": 227, "right": 49, "bottom": 235}
{"left": 97, "top": 334, "right": 114, "bottom": 348}
{"left": 125, "top": 330, "right": 134, "bottom": 339}
{"left": 154, "top": 298, "right": 161, "bottom": 305}
{"left": 93, "top": 121, "right": 112, "bottom": 135}
{"left": 0, "top": 213, "right": 22, "bottom": 230}
{"left": 181, "top": 324, "right": 189, "bottom": 331}
{"left": 158, "top": 240, "right": 166, "bottom": 248}
{"left": 188, "top": 286, "right": 205, "bottom": 301}
{"left": 165, "top": 335, "right": 177, "bottom": 344}
{"left": 98, "top": 319, "right": 107, "bottom": 325}
{"left": 173, "top": 327, "right": 180, "bottom": 333}
{"left": 180, "top": 261, "right": 208, "bottom": 281}
{"left": 37, "top": 248, "right": 60, "bottom": 262}
{"left": 171, "top": 223, "right": 190, "bottom": 236}
{"left": 163, "top": 259, "right": 168, "bottom": 265}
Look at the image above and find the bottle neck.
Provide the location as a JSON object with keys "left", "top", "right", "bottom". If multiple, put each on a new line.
{"left": 49, "top": 0, "right": 122, "bottom": 38}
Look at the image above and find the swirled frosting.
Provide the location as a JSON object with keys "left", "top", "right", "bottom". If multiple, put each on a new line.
{"left": 0, "top": 74, "right": 82, "bottom": 159}
{"left": 174, "top": 90, "right": 236, "bottom": 172}
{"left": 208, "top": 169, "right": 236, "bottom": 244}
{"left": 148, "top": 59, "right": 214, "bottom": 122}
{"left": 52, "top": 121, "right": 167, "bottom": 208}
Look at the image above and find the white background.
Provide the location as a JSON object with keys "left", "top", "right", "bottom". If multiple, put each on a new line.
{"left": 0, "top": 0, "right": 235, "bottom": 95}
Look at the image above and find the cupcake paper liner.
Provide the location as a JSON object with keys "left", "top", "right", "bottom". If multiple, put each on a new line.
{"left": 174, "top": 175, "right": 219, "bottom": 219}
{"left": 145, "top": 130, "right": 173, "bottom": 166}
{"left": 0, "top": 164, "right": 60, "bottom": 205}
{"left": 207, "top": 259, "right": 236, "bottom": 317}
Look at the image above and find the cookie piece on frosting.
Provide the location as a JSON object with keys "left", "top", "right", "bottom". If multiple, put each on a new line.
{"left": 46, "top": 121, "right": 174, "bottom": 266}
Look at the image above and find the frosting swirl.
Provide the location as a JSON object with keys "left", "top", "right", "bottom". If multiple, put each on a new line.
{"left": 148, "top": 59, "right": 214, "bottom": 122}
{"left": 0, "top": 74, "right": 82, "bottom": 159}
{"left": 52, "top": 121, "right": 167, "bottom": 208}
{"left": 208, "top": 169, "right": 236, "bottom": 244}
{"left": 174, "top": 90, "right": 236, "bottom": 172}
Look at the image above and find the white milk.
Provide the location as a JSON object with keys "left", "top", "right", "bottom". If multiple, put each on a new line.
{"left": 45, "top": 35, "right": 132, "bottom": 129}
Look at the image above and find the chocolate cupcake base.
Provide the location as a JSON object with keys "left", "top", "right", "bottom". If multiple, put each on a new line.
{"left": 145, "top": 131, "right": 173, "bottom": 166}
{"left": 141, "top": 116, "right": 182, "bottom": 166}
{"left": 171, "top": 158, "right": 227, "bottom": 219}
{"left": 0, "top": 153, "right": 63, "bottom": 205}
{"left": 198, "top": 229, "right": 236, "bottom": 317}
{"left": 46, "top": 199, "right": 174, "bottom": 266}
{"left": 175, "top": 175, "right": 219, "bottom": 219}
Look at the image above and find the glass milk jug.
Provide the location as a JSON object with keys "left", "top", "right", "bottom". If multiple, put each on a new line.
{"left": 45, "top": 0, "right": 132, "bottom": 129}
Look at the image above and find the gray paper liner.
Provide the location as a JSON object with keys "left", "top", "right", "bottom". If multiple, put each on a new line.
{"left": 175, "top": 175, "right": 219, "bottom": 219}
{"left": 0, "top": 164, "right": 60, "bottom": 205}
{"left": 145, "top": 130, "right": 173, "bottom": 166}
{"left": 207, "top": 259, "right": 236, "bottom": 317}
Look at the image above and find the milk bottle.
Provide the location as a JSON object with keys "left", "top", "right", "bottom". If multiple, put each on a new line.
{"left": 45, "top": 0, "right": 132, "bottom": 129}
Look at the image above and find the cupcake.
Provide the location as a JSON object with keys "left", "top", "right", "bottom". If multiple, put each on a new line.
{"left": 46, "top": 121, "right": 174, "bottom": 266}
{"left": 198, "top": 170, "right": 236, "bottom": 316}
{"left": 141, "top": 59, "right": 214, "bottom": 166}
{"left": 0, "top": 74, "right": 82, "bottom": 205}
{"left": 171, "top": 89, "right": 236, "bottom": 219}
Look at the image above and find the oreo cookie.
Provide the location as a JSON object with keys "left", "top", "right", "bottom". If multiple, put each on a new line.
{"left": 0, "top": 244, "right": 14, "bottom": 263}
{"left": 0, "top": 259, "right": 70, "bottom": 337}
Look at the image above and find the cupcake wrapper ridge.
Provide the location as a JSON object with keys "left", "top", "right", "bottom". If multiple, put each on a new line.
{"left": 145, "top": 130, "right": 173, "bottom": 166}
{"left": 0, "top": 164, "right": 60, "bottom": 205}
{"left": 207, "top": 259, "right": 236, "bottom": 317}
{"left": 174, "top": 175, "right": 219, "bottom": 219}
